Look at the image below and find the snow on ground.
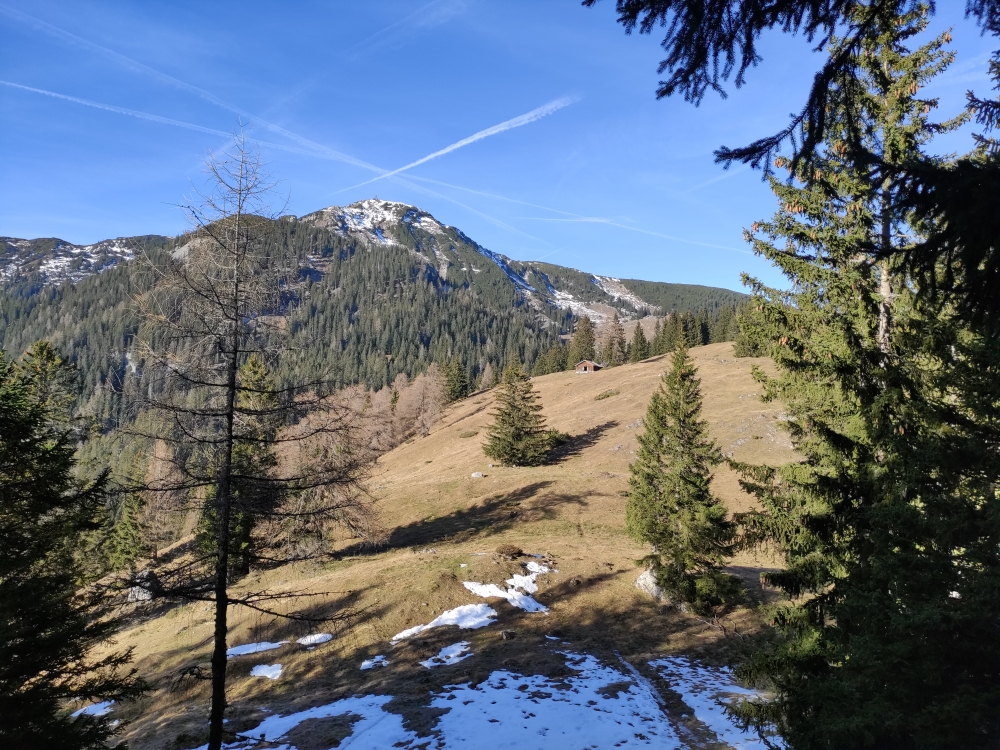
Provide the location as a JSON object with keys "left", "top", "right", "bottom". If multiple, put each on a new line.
{"left": 462, "top": 581, "right": 547, "bottom": 612}
{"left": 650, "top": 657, "right": 779, "bottom": 749}
{"left": 462, "top": 561, "right": 552, "bottom": 612}
{"left": 504, "top": 561, "right": 552, "bottom": 594}
{"left": 188, "top": 646, "right": 772, "bottom": 749}
{"left": 189, "top": 650, "right": 769, "bottom": 749}
{"left": 551, "top": 288, "right": 610, "bottom": 322}
{"left": 360, "top": 655, "right": 389, "bottom": 670}
{"left": 593, "top": 276, "right": 656, "bottom": 312}
{"left": 428, "top": 651, "right": 679, "bottom": 749}
{"left": 191, "top": 695, "right": 418, "bottom": 750}
{"left": 390, "top": 603, "right": 497, "bottom": 643}
{"left": 250, "top": 664, "right": 282, "bottom": 680}
{"left": 71, "top": 700, "right": 114, "bottom": 718}
{"left": 420, "top": 642, "right": 471, "bottom": 668}
{"left": 227, "top": 641, "right": 288, "bottom": 658}
{"left": 296, "top": 633, "right": 332, "bottom": 646}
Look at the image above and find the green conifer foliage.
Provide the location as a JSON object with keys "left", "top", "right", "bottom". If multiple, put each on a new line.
{"left": 196, "top": 354, "right": 281, "bottom": 581}
{"left": 106, "top": 490, "right": 146, "bottom": 572}
{"left": 629, "top": 322, "right": 650, "bottom": 362}
{"left": 443, "top": 357, "right": 469, "bottom": 402}
{"left": 567, "top": 316, "right": 596, "bottom": 365}
{"left": 731, "top": 12, "right": 999, "bottom": 748}
{"left": 482, "top": 366, "right": 552, "bottom": 466}
{"left": 545, "top": 341, "right": 568, "bottom": 373}
{"left": 651, "top": 319, "right": 663, "bottom": 355}
{"left": 604, "top": 313, "right": 628, "bottom": 366}
{"left": 0, "top": 345, "right": 144, "bottom": 748}
{"left": 626, "top": 347, "right": 736, "bottom": 613}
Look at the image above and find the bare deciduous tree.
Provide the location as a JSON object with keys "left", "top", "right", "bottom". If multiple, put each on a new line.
{"left": 125, "top": 132, "right": 379, "bottom": 750}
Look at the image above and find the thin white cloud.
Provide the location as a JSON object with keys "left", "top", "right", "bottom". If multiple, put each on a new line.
{"left": 522, "top": 216, "right": 752, "bottom": 255}
{"left": 0, "top": 3, "right": 386, "bottom": 176}
{"left": 343, "top": 0, "right": 464, "bottom": 59}
{"left": 1, "top": 6, "right": 735, "bottom": 259}
{"left": 682, "top": 163, "right": 752, "bottom": 193}
{"left": 406, "top": 175, "right": 749, "bottom": 254}
{"left": 0, "top": 80, "right": 234, "bottom": 138}
{"left": 340, "top": 97, "right": 580, "bottom": 192}
{"left": 0, "top": 81, "right": 381, "bottom": 169}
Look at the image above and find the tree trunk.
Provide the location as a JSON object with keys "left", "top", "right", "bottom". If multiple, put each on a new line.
{"left": 208, "top": 301, "right": 241, "bottom": 750}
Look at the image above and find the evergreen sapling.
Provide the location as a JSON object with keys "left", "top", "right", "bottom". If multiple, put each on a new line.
{"left": 626, "top": 347, "right": 738, "bottom": 614}
{"left": 483, "top": 366, "right": 553, "bottom": 467}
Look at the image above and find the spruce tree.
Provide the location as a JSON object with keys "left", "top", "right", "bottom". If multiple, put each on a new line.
{"left": 604, "top": 313, "right": 628, "bottom": 366}
{"left": 731, "top": 13, "right": 999, "bottom": 748}
{"left": 628, "top": 322, "right": 650, "bottom": 362}
{"left": 107, "top": 490, "right": 146, "bottom": 572}
{"left": 443, "top": 357, "right": 469, "bottom": 402}
{"left": 626, "top": 347, "right": 737, "bottom": 613}
{"left": 567, "top": 316, "right": 596, "bottom": 364}
{"left": 651, "top": 319, "right": 663, "bottom": 355}
{"left": 545, "top": 341, "right": 568, "bottom": 373}
{"left": 483, "top": 366, "right": 552, "bottom": 466}
{"left": 0, "top": 345, "right": 144, "bottom": 748}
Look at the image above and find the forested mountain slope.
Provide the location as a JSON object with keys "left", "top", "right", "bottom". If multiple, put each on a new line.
{"left": 0, "top": 199, "right": 744, "bottom": 422}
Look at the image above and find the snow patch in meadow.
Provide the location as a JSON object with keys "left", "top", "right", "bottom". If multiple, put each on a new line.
{"left": 390, "top": 603, "right": 497, "bottom": 643}
{"left": 463, "top": 561, "right": 553, "bottom": 611}
{"left": 71, "top": 700, "right": 114, "bottom": 718}
{"left": 650, "top": 656, "right": 780, "bottom": 749}
{"left": 360, "top": 655, "right": 389, "bottom": 670}
{"left": 420, "top": 641, "right": 471, "bottom": 668}
{"left": 463, "top": 581, "right": 547, "bottom": 612}
{"left": 250, "top": 664, "right": 282, "bottom": 680}
{"left": 296, "top": 633, "right": 332, "bottom": 646}
{"left": 429, "top": 650, "right": 678, "bottom": 748}
{"left": 189, "top": 695, "right": 416, "bottom": 750}
{"left": 226, "top": 641, "right": 287, "bottom": 658}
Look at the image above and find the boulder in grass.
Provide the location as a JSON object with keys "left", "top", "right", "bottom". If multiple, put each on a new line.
{"left": 635, "top": 569, "right": 666, "bottom": 602}
{"left": 127, "top": 569, "right": 162, "bottom": 603}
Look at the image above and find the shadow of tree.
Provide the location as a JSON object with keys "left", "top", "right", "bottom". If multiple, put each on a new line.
{"left": 549, "top": 420, "right": 620, "bottom": 463}
{"left": 339, "top": 481, "right": 587, "bottom": 556}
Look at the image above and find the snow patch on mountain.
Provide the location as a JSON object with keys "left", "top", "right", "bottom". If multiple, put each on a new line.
{"left": 300, "top": 199, "right": 410, "bottom": 247}
{"left": 551, "top": 289, "right": 611, "bottom": 321}
{"left": 593, "top": 275, "right": 656, "bottom": 312}
{"left": 1, "top": 237, "right": 135, "bottom": 286}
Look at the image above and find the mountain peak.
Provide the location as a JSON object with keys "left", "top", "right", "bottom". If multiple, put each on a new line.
{"left": 299, "top": 198, "right": 452, "bottom": 245}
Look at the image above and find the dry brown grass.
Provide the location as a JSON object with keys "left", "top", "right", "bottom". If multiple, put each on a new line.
{"left": 111, "top": 342, "right": 797, "bottom": 749}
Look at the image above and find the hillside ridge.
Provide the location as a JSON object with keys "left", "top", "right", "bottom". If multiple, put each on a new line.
{"left": 2, "top": 199, "right": 744, "bottom": 320}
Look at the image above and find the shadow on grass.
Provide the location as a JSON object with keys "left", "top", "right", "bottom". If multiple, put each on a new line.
{"left": 340, "top": 481, "right": 588, "bottom": 556}
{"left": 549, "top": 420, "right": 620, "bottom": 463}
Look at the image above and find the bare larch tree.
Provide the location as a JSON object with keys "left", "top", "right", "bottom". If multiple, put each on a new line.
{"left": 127, "top": 133, "right": 379, "bottom": 750}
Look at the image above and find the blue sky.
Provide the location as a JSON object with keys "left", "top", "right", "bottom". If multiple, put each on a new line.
{"left": 1, "top": 1, "right": 993, "bottom": 292}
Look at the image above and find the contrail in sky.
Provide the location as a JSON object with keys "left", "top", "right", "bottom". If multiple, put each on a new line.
{"left": 522, "top": 216, "right": 752, "bottom": 255}
{"left": 1, "top": 5, "right": 732, "bottom": 256}
{"left": 0, "top": 80, "right": 234, "bottom": 138}
{"left": 0, "top": 3, "right": 386, "bottom": 176}
{"left": 0, "top": 81, "right": 392, "bottom": 168}
{"left": 1, "top": 78, "right": 549, "bottom": 246}
{"left": 343, "top": 0, "right": 463, "bottom": 59}
{"left": 339, "top": 97, "right": 579, "bottom": 192}
{"left": 407, "top": 175, "right": 750, "bottom": 254}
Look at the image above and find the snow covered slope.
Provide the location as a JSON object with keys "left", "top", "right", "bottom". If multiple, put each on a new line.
{"left": 0, "top": 235, "right": 166, "bottom": 292}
